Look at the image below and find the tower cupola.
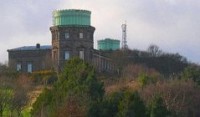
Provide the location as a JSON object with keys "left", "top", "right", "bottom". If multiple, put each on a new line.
{"left": 52, "top": 9, "right": 91, "bottom": 26}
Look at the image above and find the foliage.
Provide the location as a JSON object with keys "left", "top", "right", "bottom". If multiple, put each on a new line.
{"left": 31, "top": 88, "right": 54, "bottom": 117}
{"left": 88, "top": 91, "right": 124, "bottom": 117}
{"left": 109, "top": 45, "right": 188, "bottom": 77}
{"left": 59, "top": 57, "right": 104, "bottom": 100}
{"left": 2, "top": 45, "right": 200, "bottom": 117}
{"left": 147, "top": 44, "right": 163, "bottom": 57}
{"left": 117, "top": 91, "right": 147, "bottom": 117}
{"left": 32, "top": 70, "right": 57, "bottom": 85}
{"left": 0, "top": 73, "right": 32, "bottom": 117}
{"left": 140, "top": 79, "right": 200, "bottom": 117}
{"left": 147, "top": 95, "right": 170, "bottom": 117}
{"left": 103, "top": 91, "right": 124, "bottom": 117}
{"left": 138, "top": 73, "right": 158, "bottom": 88}
{"left": 88, "top": 91, "right": 147, "bottom": 117}
{"left": 122, "top": 64, "right": 161, "bottom": 80}
{"left": 0, "top": 63, "right": 19, "bottom": 78}
{"left": 181, "top": 65, "right": 200, "bottom": 85}
{"left": 0, "top": 88, "right": 12, "bottom": 117}
{"left": 32, "top": 58, "right": 104, "bottom": 117}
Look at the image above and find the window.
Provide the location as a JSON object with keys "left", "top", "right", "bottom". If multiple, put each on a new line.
{"left": 27, "top": 63, "right": 32, "bottom": 73}
{"left": 64, "top": 51, "right": 70, "bottom": 60}
{"left": 65, "top": 32, "right": 69, "bottom": 39}
{"left": 79, "top": 50, "right": 84, "bottom": 60}
{"left": 16, "top": 63, "right": 21, "bottom": 71}
{"left": 79, "top": 33, "right": 83, "bottom": 39}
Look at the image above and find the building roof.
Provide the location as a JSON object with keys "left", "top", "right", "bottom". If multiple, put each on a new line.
{"left": 98, "top": 38, "right": 120, "bottom": 42}
{"left": 8, "top": 45, "right": 52, "bottom": 51}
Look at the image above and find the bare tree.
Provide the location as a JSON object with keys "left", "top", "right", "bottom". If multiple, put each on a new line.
{"left": 11, "top": 74, "right": 32, "bottom": 116}
{"left": 140, "top": 79, "right": 200, "bottom": 117}
{"left": 147, "top": 44, "right": 163, "bottom": 57}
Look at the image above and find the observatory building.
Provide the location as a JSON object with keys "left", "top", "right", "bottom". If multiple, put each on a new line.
{"left": 50, "top": 9, "right": 95, "bottom": 71}
{"left": 7, "top": 9, "right": 114, "bottom": 73}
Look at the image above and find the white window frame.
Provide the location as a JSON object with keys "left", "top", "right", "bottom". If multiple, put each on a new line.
{"left": 64, "top": 51, "right": 70, "bottom": 60}
{"left": 16, "top": 63, "right": 22, "bottom": 71}
{"left": 65, "top": 32, "right": 69, "bottom": 39}
{"left": 79, "top": 50, "right": 84, "bottom": 60}
{"left": 79, "top": 33, "right": 83, "bottom": 39}
{"left": 27, "top": 63, "right": 32, "bottom": 73}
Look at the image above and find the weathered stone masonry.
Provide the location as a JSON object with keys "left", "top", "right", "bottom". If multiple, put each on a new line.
{"left": 7, "top": 45, "right": 51, "bottom": 72}
{"left": 50, "top": 26, "right": 95, "bottom": 71}
{"left": 7, "top": 9, "right": 114, "bottom": 73}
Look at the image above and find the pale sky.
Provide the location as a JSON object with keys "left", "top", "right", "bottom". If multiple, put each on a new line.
{"left": 1, "top": 0, "right": 200, "bottom": 64}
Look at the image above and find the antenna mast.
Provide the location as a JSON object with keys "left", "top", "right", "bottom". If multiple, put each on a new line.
{"left": 121, "top": 22, "right": 128, "bottom": 50}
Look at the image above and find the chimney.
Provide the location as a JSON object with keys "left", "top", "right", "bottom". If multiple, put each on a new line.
{"left": 36, "top": 43, "right": 40, "bottom": 49}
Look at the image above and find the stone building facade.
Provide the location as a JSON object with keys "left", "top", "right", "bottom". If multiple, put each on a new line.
{"left": 7, "top": 44, "right": 52, "bottom": 72}
{"left": 7, "top": 9, "right": 114, "bottom": 73}
{"left": 50, "top": 26, "right": 95, "bottom": 71}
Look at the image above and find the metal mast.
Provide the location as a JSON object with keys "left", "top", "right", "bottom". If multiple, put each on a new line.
{"left": 121, "top": 23, "right": 128, "bottom": 50}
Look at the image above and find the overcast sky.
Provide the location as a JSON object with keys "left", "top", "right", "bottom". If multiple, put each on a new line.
{"left": 1, "top": 0, "right": 200, "bottom": 64}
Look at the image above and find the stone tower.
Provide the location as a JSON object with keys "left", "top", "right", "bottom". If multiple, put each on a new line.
{"left": 50, "top": 9, "right": 95, "bottom": 71}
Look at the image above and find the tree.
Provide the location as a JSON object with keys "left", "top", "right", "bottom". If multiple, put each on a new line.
{"left": 140, "top": 79, "right": 200, "bottom": 117}
{"left": 11, "top": 89, "right": 27, "bottom": 116}
{"left": 0, "top": 74, "right": 31, "bottom": 117}
{"left": 147, "top": 95, "right": 170, "bottom": 117}
{"left": 117, "top": 91, "right": 147, "bottom": 117}
{"left": 181, "top": 66, "right": 200, "bottom": 84}
{"left": 0, "top": 87, "right": 12, "bottom": 117}
{"left": 59, "top": 57, "right": 104, "bottom": 101}
{"left": 31, "top": 88, "right": 54, "bottom": 117}
{"left": 147, "top": 45, "right": 162, "bottom": 57}
{"left": 32, "top": 57, "right": 104, "bottom": 117}
{"left": 88, "top": 91, "right": 124, "bottom": 117}
{"left": 59, "top": 58, "right": 104, "bottom": 117}
{"left": 138, "top": 73, "right": 158, "bottom": 88}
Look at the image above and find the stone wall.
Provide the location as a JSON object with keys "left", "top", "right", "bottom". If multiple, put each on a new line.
{"left": 8, "top": 49, "right": 52, "bottom": 72}
{"left": 50, "top": 25, "right": 95, "bottom": 71}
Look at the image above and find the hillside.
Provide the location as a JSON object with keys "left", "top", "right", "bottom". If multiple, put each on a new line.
{"left": 1, "top": 47, "right": 200, "bottom": 117}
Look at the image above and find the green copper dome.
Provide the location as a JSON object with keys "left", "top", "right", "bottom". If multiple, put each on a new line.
{"left": 98, "top": 38, "right": 120, "bottom": 51}
{"left": 53, "top": 9, "right": 91, "bottom": 26}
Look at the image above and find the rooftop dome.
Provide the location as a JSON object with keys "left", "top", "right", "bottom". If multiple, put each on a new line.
{"left": 53, "top": 9, "right": 91, "bottom": 26}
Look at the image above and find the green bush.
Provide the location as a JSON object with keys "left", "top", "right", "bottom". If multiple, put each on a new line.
{"left": 32, "top": 58, "right": 104, "bottom": 117}
{"left": 147, "top": 95, "right": 170, "bottom": 117}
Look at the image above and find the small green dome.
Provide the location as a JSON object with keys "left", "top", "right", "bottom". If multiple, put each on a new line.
{"left": 98, "top": 38, "right": 120, "bottom": 51}
{"left": 53, "top": 9, "right": 91, "bottom": 26}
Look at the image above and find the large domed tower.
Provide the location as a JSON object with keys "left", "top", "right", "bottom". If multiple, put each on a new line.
{"left": 50, "top": 9, "right": 95, "bottom": 71}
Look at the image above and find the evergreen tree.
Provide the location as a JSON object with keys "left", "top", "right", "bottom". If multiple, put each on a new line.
{"left": 117, "top": 91, "right": 147, "bottom": 117}
{"left": 147, "top": 95, "right": 170, "bottom": 117}
{"left": 32, "top": 58, "right": 104, "bottom": 117}
{"left": 181, "top": 66, "right": 200, "bottom": 85}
